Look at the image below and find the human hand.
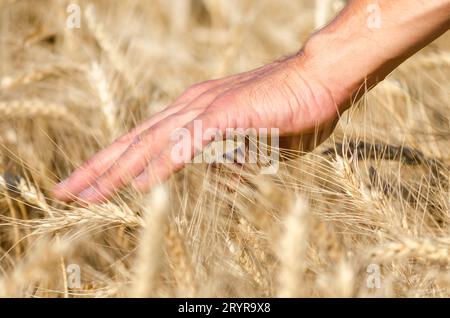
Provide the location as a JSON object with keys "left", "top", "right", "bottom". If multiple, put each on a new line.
{"left": 52, "top": 51, "right": 346, "bottom": 204}
{"left": 54, "top": 0, "right": 450, "bottom": 204}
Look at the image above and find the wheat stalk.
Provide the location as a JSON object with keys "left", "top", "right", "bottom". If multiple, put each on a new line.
{"left": 0, "top": 174, "right": 144, "bottom": 230}
{"left": 277, "top": 196, "right": 310, "bottom": 297}
{"left": 129, "top": 185, "right": 170, "bottom": 297}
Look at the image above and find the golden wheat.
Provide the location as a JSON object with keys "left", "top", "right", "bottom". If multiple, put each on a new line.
{"left": 0, "top": 0, "right": 448, "bottom": 298}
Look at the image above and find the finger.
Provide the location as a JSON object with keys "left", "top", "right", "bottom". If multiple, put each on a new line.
{"left": 130, "top": 149, "right": 183, "bottom": 193}
{"left": 75, "top": 110, "right": 204, "bottom": 203}
{"left": 75, "top": 126, "right": 168, "bottom": 203}
{"left": 55, "top": 62, "right": 279, "bottom": 202}
{"left": 80, "top": 108, "right": 226, "bottom": 203}
{"left": 52, "top": 138, "right": 131, "bottom": 201}
{"left": 52, "top": 78, "right": 239, "bottom": 201}
{"left": 130, "top": 112, "right": 227, "bottom": 193}
{"left": 52, "top": 103, "right": 188, "bottom": 201}
{"left": 129, "top": 61, "right": 290, "bottom": 194}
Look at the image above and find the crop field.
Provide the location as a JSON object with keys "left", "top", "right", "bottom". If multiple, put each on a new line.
{"left": 0, "top": 0, "right": 449, "bottom": 297}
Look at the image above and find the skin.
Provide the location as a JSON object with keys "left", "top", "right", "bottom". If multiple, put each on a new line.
{"left": 53, "top": 0, "right": 450, "bottom": 204}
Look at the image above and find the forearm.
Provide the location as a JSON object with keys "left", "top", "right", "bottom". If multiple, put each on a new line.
{"left": 301, "top": 0, "right": 450, "bottom": 108}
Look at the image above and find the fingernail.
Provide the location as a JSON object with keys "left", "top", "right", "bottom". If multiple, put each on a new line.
{"left": 78, "top": 187, "right": 96, "bottom": 199}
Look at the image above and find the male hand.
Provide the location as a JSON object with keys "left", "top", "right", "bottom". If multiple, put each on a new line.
{"left": 52, "top": 53, "right": 344, "bottom": 203}
{"left": 53, "top": 0, "right": 450, "bottom": 204}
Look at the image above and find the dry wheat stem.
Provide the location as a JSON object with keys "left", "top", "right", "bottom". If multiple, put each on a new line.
{"left": 129, "top": 185, "right": 170, "bottom": 297}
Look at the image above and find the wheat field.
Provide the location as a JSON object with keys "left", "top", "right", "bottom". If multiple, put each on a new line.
{"left": 0, "top": 0, "right": 449, "bottom": 298}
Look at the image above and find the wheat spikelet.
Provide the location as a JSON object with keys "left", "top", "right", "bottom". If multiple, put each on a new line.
{"left": 30, "top": 203, "right": 144, "bottom": 232}
{"left": 0, "top": 63, "right": 85, "bottom": 91}
{"left": 165, "top": 222, "right": 196, "bottom": 297}
{"left": 230, "top": 216, "right": 272, "bottom": 293}
{"left": 14, "top": 204, "right": 144, "bottom": 233}
{"left": 0, "top": 100, "right": 86, "bottom": 131}
{"left": 88, "top": 62, "right": 117, "bottom": 137}
{"left": 369, "top": 238, "right": 450, "bottom": 264}
{"left": 225, "top": 233, "right": 268, "bottom": 293}
{"left": 331, "top": 154, "right": 381, "bottom": 205}
{"left": 0, "top": 173, "right": 49, "bottom": 211}
{"left": 0, "top": 174, "right": 143, "bottom": 230}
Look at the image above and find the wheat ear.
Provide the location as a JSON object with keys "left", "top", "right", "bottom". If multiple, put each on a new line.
{"left": 0, "top": 100, "right": 86, "bottom": 132}
{"left": 129, "top": 185, "right": 170, "bottom": 297}
{"left": 84, "top": 5, "right": 135, "bottom": 88}
{"left": 0, "top": 174, "right": 143, "bottom": 230}
{"left": 88, "top": 62, "right": 117, "bottom": 137}
{"left": 166, "top": 223, "right": 196, "bottom": 297}
{"left": 0, "top": 63, "right": 85, "bottom": 91}
{"left": 277, "top": 196, "right": 310, "bottom": 297}
{"left": 400, "top": 51, "right": 450, "bottom": 70}
{"left": 369, "top": 238, "right": 450, "bottom": 264}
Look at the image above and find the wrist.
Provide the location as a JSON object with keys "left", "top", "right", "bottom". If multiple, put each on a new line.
{"left": 297, "top": 0, "right": 450, "bottom": 110}
{"left": 296, "top": 31, "right": 373, "bottom": 111}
